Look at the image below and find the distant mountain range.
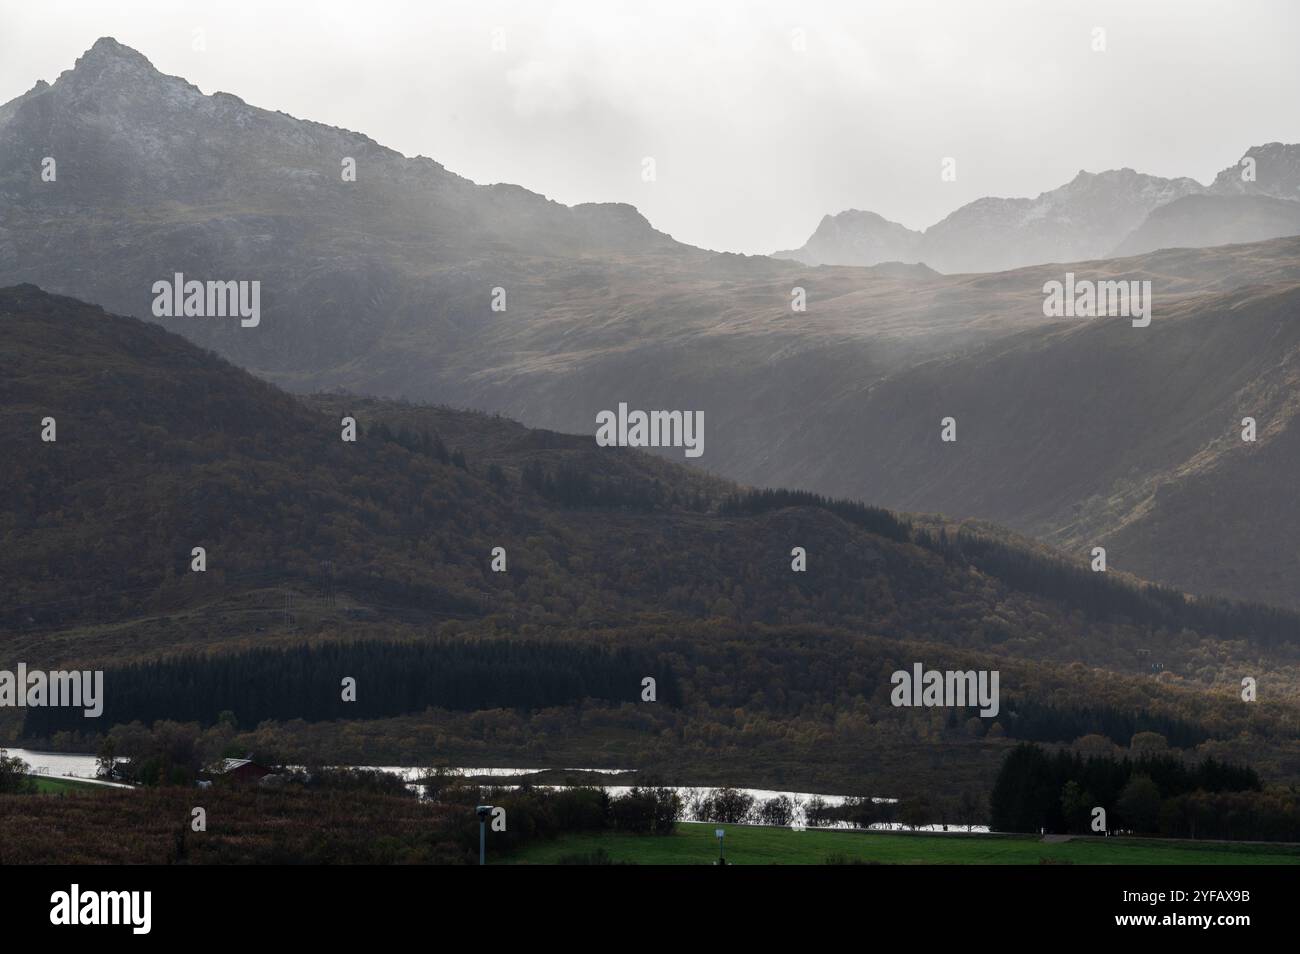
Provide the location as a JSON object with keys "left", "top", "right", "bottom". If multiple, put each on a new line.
{"left": 3, "top": 38, "right": 1300, "bottom": 612}
{"left": 775, "top": 148, "right": 1300, "bottom": 272}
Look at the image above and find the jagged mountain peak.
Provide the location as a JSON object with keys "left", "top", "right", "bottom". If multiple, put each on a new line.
{"left": 77, "top": 36, "right": 158, "bottom": 67}
{"left": 1023, "top": 167, "right": 1203, "bottom": 206}
{"left": 59, "top": 37, "right": 179, "bottom": 93}
{"left": 1211, "top": 142, "right": 1300, "bottom": 199}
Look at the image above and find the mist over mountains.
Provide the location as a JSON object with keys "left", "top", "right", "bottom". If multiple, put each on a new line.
{"left": 3, "top": 38, "right": 1299, "bottom": 612}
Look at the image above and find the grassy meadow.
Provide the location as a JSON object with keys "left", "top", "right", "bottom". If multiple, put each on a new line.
{"left": 505, "top": 822, "right": 1300, "bottom": 865}
{"left": 30, "top": 776, "right": 111, "bottom": 795}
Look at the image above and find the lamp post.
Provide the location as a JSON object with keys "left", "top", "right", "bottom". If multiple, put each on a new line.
{"left": 476, "top": 805, "right": 493, "bottom": 865}
{"left": 715, "top": 827, "right": 726, "bottom": 865}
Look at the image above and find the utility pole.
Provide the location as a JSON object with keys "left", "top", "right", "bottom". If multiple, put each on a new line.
{"left": 477, "top": 805, "right": 493, "bottom": 865}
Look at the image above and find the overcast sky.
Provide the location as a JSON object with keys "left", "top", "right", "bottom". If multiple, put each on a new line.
{"left": 2, "top": 0, "right": 1298, "bottom": 254}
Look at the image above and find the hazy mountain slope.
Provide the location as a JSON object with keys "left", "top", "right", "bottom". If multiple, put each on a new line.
{"left": 424, "top": 238, "right": 1300, "bottom": 521}
{"left": 771, "top": 280, "right": 1300, "bottom": 608}
{"left": 1114, "top": 194, "right": 1300, "bottom": 256}
{"left": 1104, "top": 401, "right": 1300, "bottom": 610}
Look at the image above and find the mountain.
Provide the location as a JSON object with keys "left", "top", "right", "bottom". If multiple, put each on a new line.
{"left": 783, "top": 145, "right": 1300, "bottom": 273}
{"left": 0, "top": 37, "right": 691, "bottom": 373}
{"left": 920, "top": 169, "right": 1205, "bottom": 273}
{"left": 773, "top": 210, "right": 923, "bottom": 266}
{"left": 776, "top": 169, "right": 1205, "bottom": 271}
{"left": 0, "top": 38, "right": 680, "bottom": 262}
{"left": 5, "top": 283, "right": 1300, "bottom": 791}
{"left": 1209, "top": 142, "right": 1300, "bottom": 200}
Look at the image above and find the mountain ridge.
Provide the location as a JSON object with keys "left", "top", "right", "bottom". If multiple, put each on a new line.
{"left": 778, "top": 152, "right": 1300, "bottom": 272}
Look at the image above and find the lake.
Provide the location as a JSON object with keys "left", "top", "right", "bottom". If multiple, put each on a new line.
{"left": 1, "top": 748, "right": 987, "bottom": 831}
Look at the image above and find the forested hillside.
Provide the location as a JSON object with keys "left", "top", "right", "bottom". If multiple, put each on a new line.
{"left": 4, "top": 284, "right": 1299, "bottom": 794}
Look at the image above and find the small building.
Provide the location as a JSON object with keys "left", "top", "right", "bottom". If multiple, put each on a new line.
{"left": 218, "top": 758, "right": 272, "bottom": 784}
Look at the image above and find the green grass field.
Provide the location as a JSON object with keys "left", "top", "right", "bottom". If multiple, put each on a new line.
{"left": 30, "top": 776, "right": 112, "bottom": 795}
{"left": 506, "top": 822, "right": 1300, "bottom": 865}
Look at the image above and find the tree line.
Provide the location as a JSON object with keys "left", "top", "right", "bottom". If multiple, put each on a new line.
{"left": 925, "top": 530, "right": 1300, "bottom": 645}
{"left": 22, "top": 639, "right": 680, "bottom": 736}
{"left": 520, "top": 460, "right": 704, "bottom": 511}
{"left": 987, "top": 743, "right": 1292, "bottom": 839}
{"left": 720, "top": 489, "right": 913, "bottom": 543}
{"left": 950, "top": 698, "right": 1212, "bottom": 749}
